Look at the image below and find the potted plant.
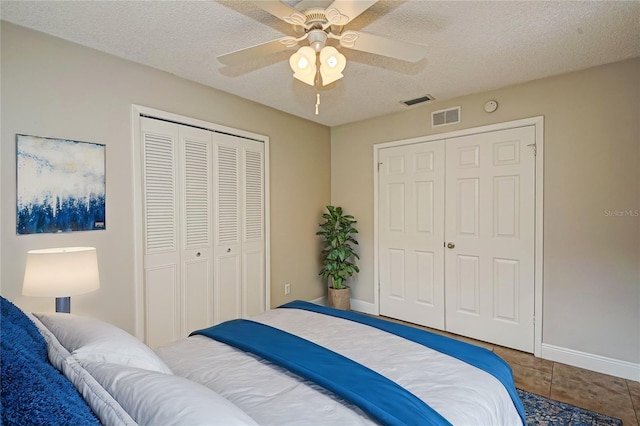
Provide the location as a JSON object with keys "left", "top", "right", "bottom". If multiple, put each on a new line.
{"left": 316, "top": 205, "right": 359, "bottom": 310}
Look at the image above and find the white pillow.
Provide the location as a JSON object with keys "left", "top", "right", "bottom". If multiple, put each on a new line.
{"left": 63, "top": 357, "right": 138, "bottom": 426}
{"left": 34, "top": 312, "right": 172, "bottom": 374}
{"left": 27, "top": 313, "right": 69, "bottom": 370}
{"left": 83, "top": 362, "right": 259, "bottom": 426}
{"left": 28, "top": 314, "right": 137, "bottom": 426}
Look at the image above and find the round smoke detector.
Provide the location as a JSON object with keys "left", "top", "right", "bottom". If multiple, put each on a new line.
{"left": 484, "top": 100, "right": 498, "bottom": 113}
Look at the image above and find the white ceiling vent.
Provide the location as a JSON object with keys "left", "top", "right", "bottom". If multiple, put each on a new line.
{"left": 431, "top": 107, "right": 460, "bottom": 127}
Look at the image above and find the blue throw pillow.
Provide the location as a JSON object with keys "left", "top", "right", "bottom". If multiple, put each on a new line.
{"left": 0, "top": 296, "right": 100, "bottom": 425}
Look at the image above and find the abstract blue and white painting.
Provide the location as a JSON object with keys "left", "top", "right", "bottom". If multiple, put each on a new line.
{"left": 16, "top": 134, "right": 106, "bottom": 234}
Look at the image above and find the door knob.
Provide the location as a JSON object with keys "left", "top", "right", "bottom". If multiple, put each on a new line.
{"left": 447, "top": 242, "right": 455, "bottom": 249}
{"left": 227, "top": 248, "right": 231, "bottom": 253}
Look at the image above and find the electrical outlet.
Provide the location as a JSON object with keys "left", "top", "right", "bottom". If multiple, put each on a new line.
{"left": 284, "top": 283, "right": 291, "bottom": 295}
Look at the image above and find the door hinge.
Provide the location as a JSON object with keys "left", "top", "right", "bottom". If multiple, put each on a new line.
{"left": 527, "top": 143, "right": 537, "bottom": 156}
{"left": 378, "top": 162, "right": 383, "bottom": 171}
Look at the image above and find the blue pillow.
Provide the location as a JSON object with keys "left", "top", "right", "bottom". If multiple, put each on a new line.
{"left": 0, "top": 296, "right": 100, "bottom": 425}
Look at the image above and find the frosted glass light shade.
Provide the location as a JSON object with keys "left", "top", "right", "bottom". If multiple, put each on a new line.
{"left": 23, "top": 247, "right": 100, "bottom": 297}
{"left": 290, "top": 46, "right": 317, "bottom": 86}
{"left": 319, "top": 46, "right": 346, "bottom": 86}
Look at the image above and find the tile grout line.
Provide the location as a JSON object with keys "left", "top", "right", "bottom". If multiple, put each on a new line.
{"left": 549, "top": 361, "right": 555, "bottom": 399}
{"left": 629, "top": 379, "right": 640, "bottom": 425}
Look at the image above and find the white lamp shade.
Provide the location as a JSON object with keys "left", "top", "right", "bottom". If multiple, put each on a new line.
{"left": 290, "top": 46, "right": 317, "bottom": 86}
{"left": 319, "top": 46, "right": 346, "bottom": 86}
{"left": 23, "top": 247, "right": 100, "bottom": 297}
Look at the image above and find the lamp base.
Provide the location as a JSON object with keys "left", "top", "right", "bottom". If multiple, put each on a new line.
{"left": 55, "top": 297, "right": 70, "bottom": 313}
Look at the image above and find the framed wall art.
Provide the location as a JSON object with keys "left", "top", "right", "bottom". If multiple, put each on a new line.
{"left": 16, "top": 134, "right": 106, "bottom": 235}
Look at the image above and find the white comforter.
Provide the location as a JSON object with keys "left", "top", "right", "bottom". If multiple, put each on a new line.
{"left": 156, "top": 308, "right": 523, "bottom": 425}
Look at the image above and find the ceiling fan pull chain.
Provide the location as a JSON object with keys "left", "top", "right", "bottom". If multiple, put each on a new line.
{"left": 315, "top": 93, "right": 320, "bottom": 115}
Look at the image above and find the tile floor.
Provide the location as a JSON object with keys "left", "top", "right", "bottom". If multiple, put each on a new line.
{"left": 384, "top": 317, "right": 640, "bottom": 425}
{"left": 495, "top": 344, "right": 640, "bottom": 426}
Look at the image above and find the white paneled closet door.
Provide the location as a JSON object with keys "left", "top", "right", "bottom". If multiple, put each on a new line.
{"left": 213, "top": 133, "right": 265, "bottom": 324}
{"left": 378, "top": 141, "right": 446, "bottom": 329}
{"left": 444, "top": 126, "right": 535, "bottom": 352}
{"left": 377, "top": 125, "right": 536, "bottom": 353}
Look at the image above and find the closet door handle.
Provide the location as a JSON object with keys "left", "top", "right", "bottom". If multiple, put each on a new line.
{"left": 447, "top": 242, "right": 455, "bottom": 249}
{"left": 227, "top": 248, "right": 231, "bottom": 253}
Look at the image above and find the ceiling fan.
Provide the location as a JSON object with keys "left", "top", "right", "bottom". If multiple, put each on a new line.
{"left": 217, "top": 0, "right": 428, "bottom": 87}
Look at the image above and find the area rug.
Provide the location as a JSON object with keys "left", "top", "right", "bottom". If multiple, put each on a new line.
{"left": 518, "top": 389, "right": 622, "bottom": 425}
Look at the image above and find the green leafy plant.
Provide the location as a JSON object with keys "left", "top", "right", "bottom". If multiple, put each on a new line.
{"left": 316, "top": 205, "right": 360, "bottom": 290}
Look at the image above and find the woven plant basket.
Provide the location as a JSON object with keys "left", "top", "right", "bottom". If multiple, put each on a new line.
{"left": 328, "top": 286, "right": 351, "bottom": 310}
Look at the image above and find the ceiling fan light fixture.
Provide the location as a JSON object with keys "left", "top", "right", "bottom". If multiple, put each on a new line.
{"left": 219, "top": 1, "right": 431, "bottom": 92}
{"left": 290, "top": 46, "right": 317, "bottom": 86}
{"left": 319, "top": 46, "right": 346, "bottom": 86}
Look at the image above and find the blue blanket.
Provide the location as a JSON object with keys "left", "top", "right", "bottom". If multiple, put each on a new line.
{"left": 281, "top": 300, "right": 526, "bottom": 424}
{"left": 192, "top": 319, "right": 451, "bottom": 426}
{"left": 0, "top": 296, "right": 100, "bottom": 426}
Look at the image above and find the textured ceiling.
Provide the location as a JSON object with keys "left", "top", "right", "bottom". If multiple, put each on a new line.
{"left": 1, "top": 0, "right": 639, "bottom": 127}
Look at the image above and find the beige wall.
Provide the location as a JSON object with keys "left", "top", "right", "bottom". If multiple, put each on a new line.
{"left": 0, "top": 22, "right": 331, "bottom": 333}
{"left": 331, "top": 58, "right": 640, "bottom": 364}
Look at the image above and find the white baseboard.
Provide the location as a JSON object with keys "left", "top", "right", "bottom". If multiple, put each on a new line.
{"left": 308, "top": 297, "right": 377, "bottom": 316}
{"left": 541, "top": 343, "right": 640, "bottom": 381}
{"left": 350, "top": 299, "right": 377, "bottom": 315}
{"left": 309, "top": 296, "right": 327, "bottom": 306}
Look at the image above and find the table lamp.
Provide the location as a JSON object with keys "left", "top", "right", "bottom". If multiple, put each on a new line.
{"left": 22, "top": 247, "right": 100, "bottom": 313}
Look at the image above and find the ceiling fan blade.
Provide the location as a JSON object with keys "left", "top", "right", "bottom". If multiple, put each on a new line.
{"left": 248, "top": 1, "right": 307, "bottom": 26}
{"left": 217, "top": 37, "right": 297, "bottom": 66}
{"left": 325, "top": 0, "right": 378, "bottom": 25}
{"left": 339, "top": 30, "right": 427, "bottom": 62}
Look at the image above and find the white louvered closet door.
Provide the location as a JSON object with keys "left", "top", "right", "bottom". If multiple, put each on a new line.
{"left": 141, "top": 118, "right": 181, "bottom": 348}
{"left": 180, "top": 126, "right": 214, "bottom": 336}
{"left": 142, "top": 119, "right": 214, "bottom": 348}
{"left": 213, "top": 133, "right": 265, "bottom": 323}
{"left": 241, "top": 139, "right": 266, "bottom": 319}
{"left": 141, "top": 118, "right": 265, "bottom": 347}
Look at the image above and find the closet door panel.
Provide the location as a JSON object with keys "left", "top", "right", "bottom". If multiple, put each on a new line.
{"left": 183, "top": 259, "right": 211, "bottom": 332}
{"left": 145, "top": 265, "right": 179, "bottom": 349}
{"left": 142, "top": 119, "right": 178, "bottom": 255}
{"left": 378, "top": 140, "right": 446, "bottom": 329}
{"left": 215, "top": 140, "right": 241, "bottom": 246}
{"left": 242, "top": 141, "right": 265, "bottom": 318}
{"left": 141, "top": 118, "right": 180, "bottom": 347}
{"left": 180, "top": 126, "right": 213, "bottom": 333}
{"left": 216, "top": 253, "right": 242, "bottom": 323}
{"left": 444, "top": 126, "right": 536, "bottom": 352}
{"left": 243, "top": 249, "right": 265, "bottom": 317}
{"left": 213, "top": 134, "right": 242, "bottom": 322}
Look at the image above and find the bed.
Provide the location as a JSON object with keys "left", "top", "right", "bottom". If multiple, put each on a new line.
{"left": 1, "top": 296, "right": 525, "bottom": 425}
